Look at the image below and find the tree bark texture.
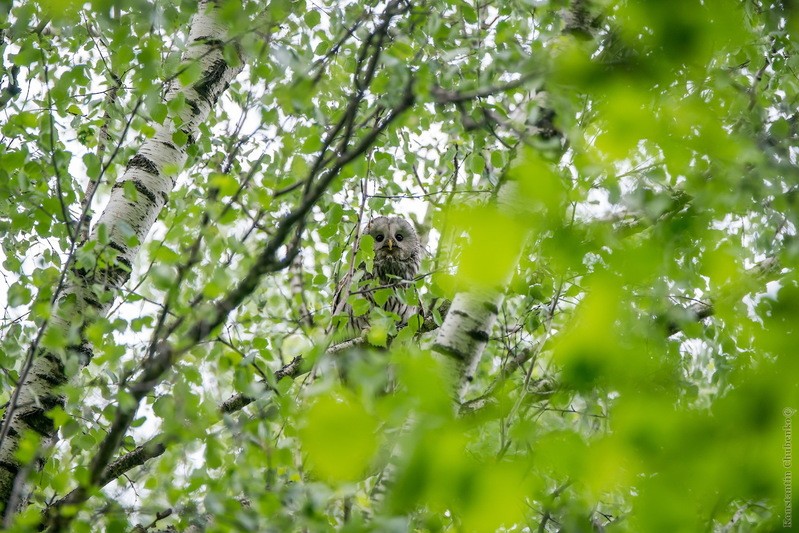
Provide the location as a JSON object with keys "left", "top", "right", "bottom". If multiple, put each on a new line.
{"left": 0, "top": 0, "right": 243, "bottom": 513}
{"left": 433, "top": 181, "right": 526, "bottom": 401}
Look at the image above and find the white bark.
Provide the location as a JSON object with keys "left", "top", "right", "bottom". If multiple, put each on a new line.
{"left": 433, "top": 181, "right": 527, "bottom": 401}
{"left": 0, "top": 0, "right": 242, "bottom": 513}
{"left": 434, "top": 288, "right": 503, "bottom": 395}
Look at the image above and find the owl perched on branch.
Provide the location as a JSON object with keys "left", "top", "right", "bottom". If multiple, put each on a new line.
{"left": 332, "top": 216, "right": 422, "bottom": 335}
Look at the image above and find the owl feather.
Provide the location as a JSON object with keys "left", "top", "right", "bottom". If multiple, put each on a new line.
{"left": 332, "top": 216, "right": 422, "bottom": 335}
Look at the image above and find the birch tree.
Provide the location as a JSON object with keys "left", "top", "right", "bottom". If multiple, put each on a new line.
{"left": 1, "top": 0, "right": 797, "bottom": 531}
{"left": 0, "top": 0, "right": 244, "bottom": 524}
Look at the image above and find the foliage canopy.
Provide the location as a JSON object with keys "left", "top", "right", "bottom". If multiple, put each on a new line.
{"left": 0, "top": 0, "right": 797, "bottom": 531}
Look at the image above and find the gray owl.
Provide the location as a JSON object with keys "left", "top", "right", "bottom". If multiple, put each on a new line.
{"left": 332, "top": 216, "right": 422, "bottom": 334}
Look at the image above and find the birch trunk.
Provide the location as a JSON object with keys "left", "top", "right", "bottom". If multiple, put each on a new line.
{"left": 432, "top": 0, "right": 592, "bottom": 401}
{"left": 0, "top": 0, "right": 242, "bottom": 513}
{"left": 433, "top": 182, "right": 526, "bottom": 401}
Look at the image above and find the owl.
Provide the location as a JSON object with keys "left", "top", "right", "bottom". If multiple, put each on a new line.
{"left": 332, "top": 216, "right": 422, "bottom": 335}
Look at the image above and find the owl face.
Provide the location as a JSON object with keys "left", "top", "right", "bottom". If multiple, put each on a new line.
{"left": 367, "top": 216, "right": 418, "bottom": 261}
{"left": 364, "top": 216, "right": 421, "bottom": 281}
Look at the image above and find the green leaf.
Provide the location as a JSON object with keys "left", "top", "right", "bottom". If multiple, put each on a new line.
{"left": 177, "top": 62, "right": 202, "bottom": 87}
{"left": 7, "top": 283, "right": 31, "bottom": 307}
{"left": 373, "top": 288, "right": 393, "bottom": 306}
{"left": 153, "top": 395, "right": 174, "bottom": 418}
{"left": 96, "top": 222, "right": 109, "bottom": 244}
{"left": 41, "top": 327, "right": 67, "bottom": 353}
{"left": 73, "top": 433, "right": 96, "bottom": 451}
{"left": 357, "top": 234, "right": 375, "bottom": 273}
{"left": 299, "top": 391, "right": 378, "bottom": 482}
{"left": 470, "top": 154, "right": 485, "bottom": 174}
{"left": 210, "top": 172, "right": 238, "bottom": 197}
{"left": 16, "top": 112, "right": 38, "bottom": 129}
{"left": 349, "top": 296, "right": 370, "bottom": 317}
{"left": 304, "top": 10, "right": 321, "bottom": 27}
{"left": 83, "top": 153, "right": 101, "bottom": 179}
{"left": 172, "top": 129, "right": 189, "bottom": 146}
{"left": 150, "top": 102, "right": 168, "bottom": 124}
{"left": 461, "top": 4, "right": 478, "bottom": 24}
{"left": 13, "top": 43, "right": 39, "bottom": 66}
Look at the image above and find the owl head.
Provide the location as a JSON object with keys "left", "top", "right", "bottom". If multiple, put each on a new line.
{"left": 365, "top": 216, "right": 421, "bottom": 280}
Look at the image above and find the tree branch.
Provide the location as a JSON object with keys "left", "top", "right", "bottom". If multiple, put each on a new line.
{"left": 430, "top": 72, "right": 539, "bottom": 105}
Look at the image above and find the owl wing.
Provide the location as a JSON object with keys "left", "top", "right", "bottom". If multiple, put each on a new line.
{"left": 330, "top": 268, "right": 371, "bottom": 335}
{"left": 331, "top": 270, "right": 352, "bottom": 321}
{"left": 379, "top": 275, "right": 423, "bottom": 328}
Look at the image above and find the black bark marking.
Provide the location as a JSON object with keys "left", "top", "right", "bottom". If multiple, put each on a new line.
{"left": 194, "top": 37, "right": 224, "bottom": 47}
{"left": 42, "top": 352, "right": 65, "bottom": 373}
{"left": 107, "top": 241, "right": 128, "bottom": 259}
{"left": 0, "top": 461, "right": 20, "bottom": 476}
{"left": 107, "top": 266, "right": 132, "bottom": 285}
{"left": 159, "top": 141, "right": 179, "bottom": 152}
{"left": 467, "top": 329, "right": 490, "bottom": 342}
{"left": 18, "top": 406, "right": 58, "bottom": 437}
{"left": 185, "top": 98, "right": 201, "bottom": 116}
{"left": 483, "top": 301, "right": 499, "bottom": 315}
{"left": 451, "top": 309, "right": 470, "bottom": 318}
{"left": 107, "top": 242, "right": 134, "bottom": 283}
{"left": 112, "top": 178, "right": 159, "bottom": 205}
{"left": 131, "top": 179, "right": 158, "bottom": 205}
{"left": 39, "top": 354, "right": 66, "bottom": 384}
{"left": 126, "top": 154, "right": 160, "bottom": 176}
{"left": 72, "top": 344, "right": 94, "bottom": 366}
{"left": 83, "top": 294, "right": 101, "bottom": 309}
{"left": 195, "top": 59, "right": 227, "bottom": 103}
{"left": 73, "top": 242, "right": 131, "bottom": 288}
{"left": 433, "top": 342, "right": 469, "bottom": 363}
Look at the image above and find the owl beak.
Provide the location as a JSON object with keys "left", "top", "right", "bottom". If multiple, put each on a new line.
{"left": 386, "top": 238, "right": 394, "bottom": 251}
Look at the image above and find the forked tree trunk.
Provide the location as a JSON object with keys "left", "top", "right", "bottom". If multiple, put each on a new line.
{"left": 0, "top": 0, "right": 243, "bottom": 513}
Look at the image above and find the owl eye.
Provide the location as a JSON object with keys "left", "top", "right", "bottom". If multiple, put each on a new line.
{"left": 375, "top": 234, "right": 384, "bottom": 242}
{"left": 395, "top": 233, "right": 403, "bottom": 242}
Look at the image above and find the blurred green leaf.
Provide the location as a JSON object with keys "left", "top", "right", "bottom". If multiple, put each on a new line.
{"left": 299, "top": 391, "right": 379, "bottom": 482}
